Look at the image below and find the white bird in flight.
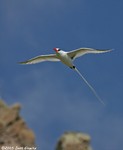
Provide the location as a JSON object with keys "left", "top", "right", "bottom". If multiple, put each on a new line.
{"left": 20, "top": 47, "right": 112, "bottom": 105}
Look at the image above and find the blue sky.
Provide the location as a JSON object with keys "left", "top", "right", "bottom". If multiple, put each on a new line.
{"left": 0, "top": 0, "right": 123, "bottom": 150}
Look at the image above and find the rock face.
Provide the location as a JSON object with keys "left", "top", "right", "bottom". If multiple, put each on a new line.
{"left": 0, "top": 100, "right": 35, "bottom": 148}
{"left": 56, "top": 132, "right": 92, "bottom": 150}
{"left": 0, "top": 100, "right": 93, "bottom": 150}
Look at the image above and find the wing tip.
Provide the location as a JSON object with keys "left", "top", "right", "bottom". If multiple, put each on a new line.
{"left": 110, "top": 48, "right": 115, "bottom": 51}
{"left": 18, "top": 61, "right": 24, "bottom": 65}
{"left": 18, "top": 61, "right": 31, "bottom": 65}
{"left": 96, "top": 48, "right": 114, "bottom": 53}
{"left": 105, "top": 48, "right": 115, "bottom": 53}
{"left": 107, "top": 48, "right": 114, "bottom": 52}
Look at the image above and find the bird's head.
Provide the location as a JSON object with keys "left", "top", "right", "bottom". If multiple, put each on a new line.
{"left": 53, "top": 48, "right": 61, "bottom": 53}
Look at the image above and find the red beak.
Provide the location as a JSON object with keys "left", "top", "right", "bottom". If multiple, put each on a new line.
{"left": 53, "top": 48, "right": 58, "bottom": 52}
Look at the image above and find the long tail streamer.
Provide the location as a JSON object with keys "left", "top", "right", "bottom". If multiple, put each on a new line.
{"left": 74, "top": 67, "right": 105, "bottom": 105}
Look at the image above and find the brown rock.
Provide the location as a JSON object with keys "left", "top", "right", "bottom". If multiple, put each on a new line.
{"left": 0, "top": 100, "right": 93, "bottom": 150}
{"left": 0, "top": 100, "right": 35, "bottom": 148}
{"left": 56, "top": 132, "right": 92, "bottom": 150}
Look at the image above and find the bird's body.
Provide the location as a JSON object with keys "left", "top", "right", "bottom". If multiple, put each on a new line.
{"left": 55, "top": 50, "right": 74, "bottom": 68}
{"left": 20, "top": 47, "right": 112, "bottom": 105}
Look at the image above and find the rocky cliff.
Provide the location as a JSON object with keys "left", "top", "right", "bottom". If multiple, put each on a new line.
{"left": 0, "top": 100, "right": 92, "bottom": 150}
{"left": 0, "top": 100, "right": 35, "bottom": 149}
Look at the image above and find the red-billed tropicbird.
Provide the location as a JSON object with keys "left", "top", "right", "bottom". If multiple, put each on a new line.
{"left": 20, "top": 47, "right": 112, "bottom": 105}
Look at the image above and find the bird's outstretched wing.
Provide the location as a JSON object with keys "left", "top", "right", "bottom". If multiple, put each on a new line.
{"left": 67, "top": 48, "right": 113, "bottom": 60}
{"left": 19, "top": 54, "right": 60, "bottom": 64}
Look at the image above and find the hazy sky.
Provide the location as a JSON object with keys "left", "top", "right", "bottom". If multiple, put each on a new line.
{"left": 0, "top": 0, "right": 123, "bottom": 150}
